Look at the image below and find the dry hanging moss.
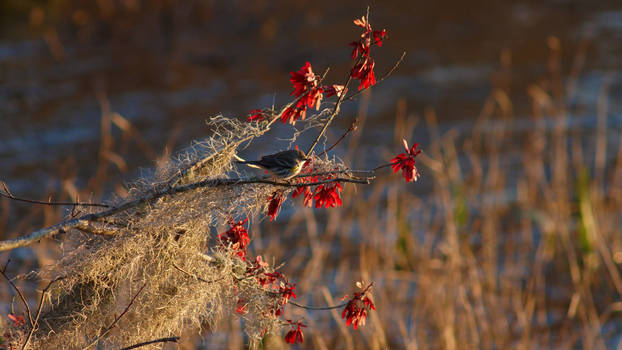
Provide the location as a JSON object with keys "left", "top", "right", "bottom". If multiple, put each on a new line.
{"left": 16, "top": 113, "right": 348, "bottom": 349}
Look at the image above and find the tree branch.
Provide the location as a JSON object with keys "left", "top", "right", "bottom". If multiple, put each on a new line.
{"left": 0, "top": 267, "right": 33, "bottom": 328}
{"left": 22, "top": 277, "right": 64, "bottom": 350}
{"left": 306, "top": 62, "right": 356, "bottom": 156}
{"left": 0, "top": 182, "right": 109, "bottom": 208}
{"left": 120, "top": 337, "right": 180, "bottom": 350}
{"left": 0, "top": 173, "right": 374, "bottom": 252}
{"left": 317, "top": 120, "right": 358, "bottom": 157}
{"left": 82, "top": 283, "right": 146, "bottom": 350}
{"left": 289, "top": 300, "right": 347, "bottom": 311}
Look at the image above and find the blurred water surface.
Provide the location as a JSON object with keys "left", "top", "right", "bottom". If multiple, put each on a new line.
{"left": 0, "top": 0, "right": 621, "bottom": 195}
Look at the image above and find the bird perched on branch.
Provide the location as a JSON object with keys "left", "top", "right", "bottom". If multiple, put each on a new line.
{"left": 236, "top": 149, "right": 309, "bottom": 180}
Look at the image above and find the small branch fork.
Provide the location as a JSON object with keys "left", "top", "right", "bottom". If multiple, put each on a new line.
{"left": 22, "top": 277, "right": 64, "bottom": 350}
{"left": 306, "top": 50, "right": 406, "bottom": 156}
{"left": 0, "top": 260, "right": 65, "bottom": 350}
{"left": 82, "top": 283, "right": 147, "bottom": 350}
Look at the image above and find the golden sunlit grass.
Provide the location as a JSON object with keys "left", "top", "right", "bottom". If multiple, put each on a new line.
{"left": 0, "top": 39, "right": 621, "bottom": 350}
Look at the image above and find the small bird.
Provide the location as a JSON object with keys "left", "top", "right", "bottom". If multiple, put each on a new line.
{"left": 237, "top": 149, "right": 309, "bottom": 180}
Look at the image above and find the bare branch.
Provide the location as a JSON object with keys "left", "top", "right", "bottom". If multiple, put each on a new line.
{"left": 289, "top": 300, "right": 347, "bottom": 311}
{"left": 22, "top": 277, "right": 64, "bottom": 350}
{"left": 172, "top": 263, "right": 226, "bottom": 284}
{"left": 120, "top": 337, "right": 180, "bottom": 350}
{"left": 317, "top": 119, "right": 358, "bottom": 157}
{"left": 0, "top": 268, "right": 34, "bottom": 328}
{"left": 0, "top": 181, "right": 109, "bottom": 208}
{"left": 0, "top": 173, "right": 374, "bottom": 252}
{"left": 82, "top": 283, "right": 147, "bottom": 350}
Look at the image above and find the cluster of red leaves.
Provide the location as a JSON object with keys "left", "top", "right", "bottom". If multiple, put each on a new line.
{"left": 264, "top": 160, "right": 344, "bottom": 220}
{"left": 239, "top": 12, "right": 393, "bottom": 346}
{"left": 281, "top": 62, "right": 345, "bottom": 125}
{"left": 267, "top": 191, "right": 286, "bottom": 221}
{"left": 247, "top": 62, "right": 345, "bottom": 125}
{"left": 290, "top": 159, "right": 343, "bottom": 209}
{"left": 284, "top": 320, "right": 306, "bottom": 344}
{"left": 313, "top": 182, "right": 343, "bottom": 208}
{"left": 245, "top": 256, "right": 297, "bottom": 317}
{"left": 349, "top": 16, "right": 386, "bottom": 90}
{"left": 391, "top": 139, "right": 422, "bottom": 182}
{"left": 247, "top": 109, "right": 265, "bottom": 122}
{"left": 342, "top": 282, "right": 376, "bottom": 330}
{"left": 247, "top": 14, "right": 386, "bottom": 125}
{"left": 235, "top": 256, "right": 306, "bottom": 343}
{"left": 217, "top": 218, "right": 250, "bottom": 260}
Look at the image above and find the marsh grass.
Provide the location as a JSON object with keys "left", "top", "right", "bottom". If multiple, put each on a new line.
{"left": 1, "top": 45, "right": 621, "bottom": 350}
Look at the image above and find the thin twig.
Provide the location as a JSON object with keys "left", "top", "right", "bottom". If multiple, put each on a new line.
{"left": 0, "top": 268, "right": 34, "bottom": 328}
{"left": 289, "top": 300, "right": 347, "bottom": 311}
{"left": 373, "top": 163, "right": 394, "bottom": 171}
{"left": 2, "top": 259, "right": 10, "bottom": 274}
{"left": 120, "top": 337, "right": 180, "bottom": 350}
{"left": 82, "top": 283, "right": 147, "bottom": 350}
{"left": 1, "top": 182, "right": 109, "bottom": 208}
{"left": 22, "top": 277, "right": 64, "bottom": 350}
{"left": 317, "top": 120, "right": 358, "bottom": 157}
{"left": 172, "top": 263, "right": 225, "bottom": 284}
{"left": 306, "top": 62, "right": 356, "bottom": 156}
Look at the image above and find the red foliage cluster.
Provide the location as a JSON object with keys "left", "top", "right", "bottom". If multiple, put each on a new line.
{"left": 247, "top": 109, "right": 265, "bottom": 122}
{"left": 349, "top": 16, "right": 386, "bottom": 90}
{"left": 217, "top": 218, "right": 250, "bottom": 259}
{"left": 342, "top": 282, "right": 376, "bottom": 330}
{"left": 7, "top": 314, "right": 25, "bottom": 327}
{"left": 284, "top": 320, "right": 306, "bottom": 344}
{"left": 267, "top": 191, "right": 286, "bottom": 221}
{"left": 248, "top": 62, "right": 346, "bottom": 126}
{"left": 290, "top": 159, "right": 343, "bottom": 209}
{"left": 391, "top": 139, "right": 422, "bottom": 182}
{"left": 281, "top": 62, "right": 346, "bottom": 125}
{"left": 313, "top": 182, "right": 343, "bottom": 208}
{"left": 239, "top": 12, "right": 398, "bottom": 346}
{"left": 246, "top": 14, "right": 387, "bottom": 127}
{"left": 245, "top": 258, "right": 298, "bottom": 317}
{"left": 236, "top": 298, "right": 247, "bottom": 315}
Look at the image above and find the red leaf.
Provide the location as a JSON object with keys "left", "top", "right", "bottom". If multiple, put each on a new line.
{"left": 391, "top": 140, "right": 421, "bottom": 182}
{"left": 218, "top": 218, "right": 250, "bottom": 259}
{"left": 247, "top": 109, "right": 266, "bottom": 122}
{"left": 8, "top": 313, "right": 25, "bottom": 327}
{"left": 267, "top": 191, "right": 285, "bottom": 221}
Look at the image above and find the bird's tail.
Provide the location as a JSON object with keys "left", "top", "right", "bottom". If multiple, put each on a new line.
{"left": 234, "top": 155, "right": 262, "bottom": 169}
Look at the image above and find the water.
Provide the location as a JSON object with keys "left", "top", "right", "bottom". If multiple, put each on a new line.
{"left": 1, "top": 1, "right": 621, "bottom": 197}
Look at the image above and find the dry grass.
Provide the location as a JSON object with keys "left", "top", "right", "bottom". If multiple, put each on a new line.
{"left": 254, "top": 68, "right": 622, "bottom": 349}
{"left": 0, "top": 38, "right": 621, "bottom": 350}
